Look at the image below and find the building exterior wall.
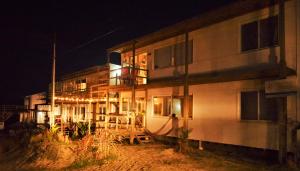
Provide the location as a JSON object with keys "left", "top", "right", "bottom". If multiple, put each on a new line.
{"left": 146, "top": 79, "right": 297, "bottom": 150}
{"left": 122, "top": 0, "right": 297, "bottom": 80}
{"left": 118, "top": 0, "right": 300, "bottom": 151}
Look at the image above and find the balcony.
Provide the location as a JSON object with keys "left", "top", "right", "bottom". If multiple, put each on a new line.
{"left": 110, "top": 66, "right": 148, "bottom": 86}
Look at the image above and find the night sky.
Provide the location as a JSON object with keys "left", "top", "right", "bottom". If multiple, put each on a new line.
{"left": 0, "top": 0, "right": 234, "bottom": 105}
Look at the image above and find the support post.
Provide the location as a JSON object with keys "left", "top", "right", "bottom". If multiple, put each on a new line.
{"left": 105, "top": 89, "right": 109, "bottom": 130}
{"left": 278, "top": 97, "right": 287, "bottom": 164}
{"left": 50, "top": 34, "right": 56, "bottom": 127}
{"left": 88, "top": 101, "right": 91, "bottom": 134}
{"left": 183, "top": 32, "right": 189, "bottom": 129}
{"left": 278, "top": 0, "right": 287, "bottom": 164}
{"left": 130, "top": 41, "right": 136, "bottom": 144}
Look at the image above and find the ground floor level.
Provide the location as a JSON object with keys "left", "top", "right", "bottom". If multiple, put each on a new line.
{"left": 50, "top": 77, "right": 300, "bottom": 151}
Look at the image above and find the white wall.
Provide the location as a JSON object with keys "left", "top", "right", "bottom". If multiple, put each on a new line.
{"left": 146, "top": 80, "right": 297, "bottom": 150}
{"left": 122, "top": 0, "right": 297, "bottom": 80}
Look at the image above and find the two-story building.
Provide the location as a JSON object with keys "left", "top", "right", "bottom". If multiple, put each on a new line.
{"left": 105, "top": 0, "right": 300, "bottom": 156}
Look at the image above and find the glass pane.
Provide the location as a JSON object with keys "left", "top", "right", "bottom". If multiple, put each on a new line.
{"left": 260, "top": 16, "right": 278, "bottom": 48}
{"left": 241, "top": 91, "right": 258, "bottom": 120}
{"left": 259, "top": 91, "right": 278, "bottom": 121}
{"left": 153, "top": 97, "right": 163, "bottom": 115}
{"left": 241, "top": 21, "right": 258, "bottom": 51}
{"left": 154, "top": 45, "right": 172, "bottom": 68}
{"left": 174, "top": 41, "right": 193, "bottom": 66}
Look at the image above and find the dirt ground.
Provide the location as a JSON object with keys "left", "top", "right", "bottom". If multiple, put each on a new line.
{"left": 0, "top": 131, "right": 299, "bottom": 171}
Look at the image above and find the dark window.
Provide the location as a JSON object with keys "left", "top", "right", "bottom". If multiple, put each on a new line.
{"left": 241, "top": 16, "right": 278, "bottom": 52}
{"left": 259, "top": 91, "right": 278, "bottom": 121}
{"left": 154, "top": 40, "right": 193, "bottom": 69}
{"left": 241, "top": 91, "right": 279, "bottom": 121}
{"left": 260, "top": 16, "right": 278, "bottom": 48}
{"left": 241, "top": 91, "right": 258, "bottom": 120}
{"left": 174, "top": 41, "right": 193, "bottom": 66}
{"left": 154, "top": 45, "right": 172, "bottom": 69}
{"left": 241, "top": 21, "right": 258, "bottom": 51}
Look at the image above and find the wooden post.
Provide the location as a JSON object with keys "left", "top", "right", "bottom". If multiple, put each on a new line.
{"left": 183, "top": 32, "right": 189, "bottom": 129}
{"left": 278, "top": 0, "right": 287, "bottom": 164}
{"left": 130, "top": 41, "right": 136, "bottom": 144}
{"left": 105, "top": 89, "right": 109, "bottom": 130}
{"left": 61, "top": 102, "right": 64, "bottom": 133}
{"left": 88, "top": 101, "right": 91, "bottom": 134}
{"left": 50, "top": 34, "right": 56, "bottom": 127}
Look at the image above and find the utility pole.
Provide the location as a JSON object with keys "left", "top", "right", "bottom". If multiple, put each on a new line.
{"left": 50, "top": 33, "right": 56, "bottom": 127}
{"left": 278, "top": 0, "right": 287, "bottom": 164}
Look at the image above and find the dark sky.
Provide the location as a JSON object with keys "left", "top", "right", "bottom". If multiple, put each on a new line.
{"left": 0, "top": 0, "right": 235, "bottom": 104}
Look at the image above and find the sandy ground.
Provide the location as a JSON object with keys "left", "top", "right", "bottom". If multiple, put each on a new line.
{"left": 0, "top": 132, "right": 298, "bottom": 171}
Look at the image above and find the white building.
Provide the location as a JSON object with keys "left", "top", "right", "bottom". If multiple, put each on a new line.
{"left": 106, "top": 0, "right": 300, "bottom": 154}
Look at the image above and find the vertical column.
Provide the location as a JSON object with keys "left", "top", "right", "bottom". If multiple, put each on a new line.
{"left": 105, "top": 89, "right": 109, "bottom": 130}
{"left": 183, "top": 32, "right": 189, "bottom": 129}
{"left": 278, "top": 0, "right": 287, "bottom": 164}
{"left": 130, "top": 41, "right": 136, "bottom": 144}
{"left": 88, "top": 101, "right": 91, "bottom": 134}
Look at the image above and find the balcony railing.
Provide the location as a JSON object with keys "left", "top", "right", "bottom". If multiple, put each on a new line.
{"left": 110, "top": 66, "right": 148, "bottom": 86}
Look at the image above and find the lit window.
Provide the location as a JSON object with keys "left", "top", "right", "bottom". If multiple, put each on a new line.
{"left": 76, "top": 79, "right": 87, "bottom": 91}
{"left": 153, "top": 96, "right": 171, "bottom": 116}
{"left": 153, "top": 96, "right": 193, "bottom": 118}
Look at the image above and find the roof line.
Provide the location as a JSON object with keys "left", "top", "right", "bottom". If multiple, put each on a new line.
{"left": 108, "top": 0, "right": 281, "bottom": 53}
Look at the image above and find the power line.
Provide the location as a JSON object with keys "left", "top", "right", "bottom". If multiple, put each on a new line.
{"left": 61, "top": 27, "right": 122, "bottom": 57}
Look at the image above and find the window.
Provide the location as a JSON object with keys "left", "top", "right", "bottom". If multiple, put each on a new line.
{"left": 76, "top": 79, "right": 87, "bottom": 91}
{"left": 154, "top": 40, "right": 193, "bottom": 69}
{"left": 174, "top": 41, "right": 193, "bottom": 66}
{"left": 154, "top": 45, "right": 172, "bottom": 69}
{"left": 172, "top": 96, "right": 193, "bottom": 118}
{"left": 241, "top": 16, "right": 278, "bottom": 52}
{"left": 153, "top": 96, "right": 193, "bottom": 118}
{"left": 241, "top": 91, "right": 278, "bottom": 121}
{"left": 122, "top": 98, "right": 130, "bottom": 112}
{"left": 153, "top": 96, "right": 172, "bottom": 116}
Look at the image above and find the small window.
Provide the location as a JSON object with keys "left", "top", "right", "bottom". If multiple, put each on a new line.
{"left": 76, "top": 79, "right": 87, "bottom": 91}
{"left": 260, "top": 16, "right": 278, "bottom": 48}
{"left": 241, "top": 91, "right": 258, "bottom": 120}
{"left": 122, "top": 98, "right": 130, "bottom": 112}
{"left": 241, "top": 16, "right": 278, "bottom": 52}
{"left": 174, "top": 41, "right": 193, "bottom": 66}
{"left": 153, "top": 96, "right": 171, "bottom": 116}
{"left": 154, "top": 40, "right": 193, "bottom": 69}
{"left": 241, "top": 91, "right": 279, "bottom": 121}
{"left": 154, "top": 46, "right": 172, "bottom": 69}
{"left": 172, "top": 96, "right": 193, "bottom": 118}
{"left": 241, "top": 21, "right": 258, "bottom": 51}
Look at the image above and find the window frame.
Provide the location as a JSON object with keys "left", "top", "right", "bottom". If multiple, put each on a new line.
{"left": 240, "top": 15, "right": 279, "bottom": 53}
{"left": 240, "top": 90, "right": 278, "bottom": 122}
{"left": 153, "top": 40, "right": 193, "bottom": 70}
{"left": 152, "top": 95, "right": 193, "bottom": 119}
